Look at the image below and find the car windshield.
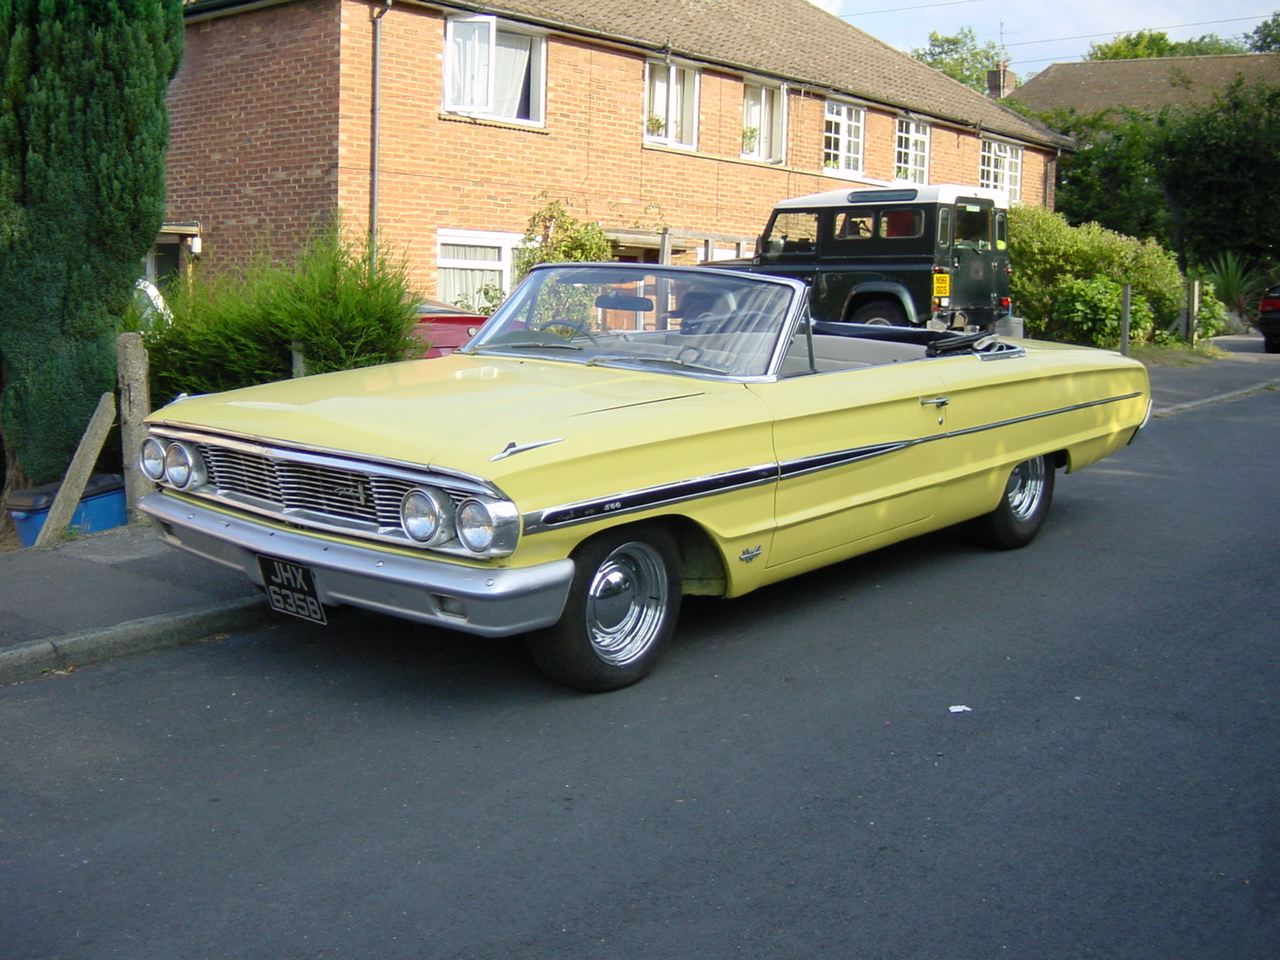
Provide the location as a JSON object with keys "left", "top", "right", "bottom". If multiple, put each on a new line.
{"left": 465, "top": 264, "right": 799, "bottom": 378}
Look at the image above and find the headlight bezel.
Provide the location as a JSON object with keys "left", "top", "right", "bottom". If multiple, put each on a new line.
{"left": 162, "top": 441, "right": 207, "bottom": 490}
{"left": 456, "top": 497, "right": 520, "bottom": 557}
{"left": 400, "top": 486, "right": 456, "bottom": 547}
{"left": 140, "top": 437, "right": 168, "bottom": 482}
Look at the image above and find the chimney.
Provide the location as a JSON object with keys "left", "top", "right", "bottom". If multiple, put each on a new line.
{"left": 986, "top": 62, "right": 1017, "bottom": 99}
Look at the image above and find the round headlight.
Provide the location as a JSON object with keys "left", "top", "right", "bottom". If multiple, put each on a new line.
{"left": 163, "top": 442, "right": 205, "bottom": 490}
{"left": 400, "top": 487, "right": 455, "bottom": 545}
{"left": 140, "top": 437, "right": 167, "bottom": 481}
{"left": 456, "top": 499, "right": 496, "bottom": 553}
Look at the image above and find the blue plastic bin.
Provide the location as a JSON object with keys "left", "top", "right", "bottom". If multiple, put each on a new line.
{"left": 5, "top": 473, "right": 126, "bottom": 547}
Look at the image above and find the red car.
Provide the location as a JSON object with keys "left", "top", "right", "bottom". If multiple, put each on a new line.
{"left": 1257, "top": 284, "right": 1280, "bottom": 354}
{"left": 411, "top": 300, "right": 487, "bottom": 358}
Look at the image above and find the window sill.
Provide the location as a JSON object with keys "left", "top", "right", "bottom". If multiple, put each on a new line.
{"left": 438, "top": 112, "right": 549, "bottom": 134}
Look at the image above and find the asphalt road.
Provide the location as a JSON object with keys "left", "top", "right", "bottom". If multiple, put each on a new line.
{"left": 3, "top": 391, "right": 1277, "bottom": 960}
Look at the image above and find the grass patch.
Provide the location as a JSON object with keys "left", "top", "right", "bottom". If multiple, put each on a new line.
{"left": 1127, "top": 341, "right": 1227, "bottom": 366}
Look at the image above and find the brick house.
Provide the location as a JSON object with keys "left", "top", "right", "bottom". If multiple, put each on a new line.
{"left": 168, "top": 0, "right": 1069, "bottom": 304}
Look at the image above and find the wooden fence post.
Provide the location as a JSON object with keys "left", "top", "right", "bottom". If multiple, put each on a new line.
{"left": 33, "top": 392, "right": 116, "bottom": 548}
{"left": 117, "top": 332, "right": 150, "bottom": 518}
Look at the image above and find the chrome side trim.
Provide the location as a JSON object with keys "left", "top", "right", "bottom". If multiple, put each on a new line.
{"left": 523, "top": 392, "right": 1145, "bottom": 533}
{"left": 525, "top": 462, "right": 779, "bottom": 533}
{"left": 1127, "top": 398, "right": 1154, "bottom": 445}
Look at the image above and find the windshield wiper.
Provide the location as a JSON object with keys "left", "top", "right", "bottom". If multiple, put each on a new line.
{"left": 473, "top": 339, "right": 583, "bottom": 352}
{"left": 586, "top": 354, "right": 725, "bottom": 376}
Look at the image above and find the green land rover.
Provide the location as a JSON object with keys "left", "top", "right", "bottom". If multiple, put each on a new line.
{"left": 742, "top": 185, "right": 1013, "bottom": 331}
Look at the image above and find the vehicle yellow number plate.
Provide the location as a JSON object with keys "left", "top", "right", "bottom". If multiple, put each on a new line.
{"left": 932, "top": 273, "right": 951, "bottom": 297}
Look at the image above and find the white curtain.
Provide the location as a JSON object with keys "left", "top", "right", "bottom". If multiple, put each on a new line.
{"left": 493, "top": 33, "right": 532, "bottom": 120}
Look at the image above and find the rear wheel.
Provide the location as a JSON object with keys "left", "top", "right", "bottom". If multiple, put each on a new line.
{"left": 968, "top": 455, "right": 1056, "bottom": 549}
{"left": 527, "top": 526, "right": 682, "bottom": 692}
{"left": 1264, "top": 335, "right": 1279, "bottom": 354}
{"left": 849, "top": 300, "right": 907, "bottom": 326}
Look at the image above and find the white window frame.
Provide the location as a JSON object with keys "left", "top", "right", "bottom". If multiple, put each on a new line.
{"left": 742, "top": 81, "right": 786, "bottom": 163}
{"left": 436, "top": 229, "right": 523, "bottom": 307}
{"left": 822, "top": 100, "right": 865, "bottom": 177}
{"left": 894, "top": 118, "right": 930, "bottom": 184}
{"left": 443, "top": 15, "right": 546, "bottom": 126}
{"left": 644, "top": 60, "right": 699, "bottom": 149}
{"left": 980, "top": 139, "right": 1023, "bottom": 203}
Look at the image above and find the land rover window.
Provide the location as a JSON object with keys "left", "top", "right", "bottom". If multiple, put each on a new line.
{"left": 646, "top": 61, "right": 699, "bottom": 148}
{"left": 444, "top": 16, "right": 545, "bottom": 124}
{"left": 980, "top": 140, "right": 1022, "bottom": 203}
{"left": 955, "top": 204, "right": 992, "bottom": 249}
{"left": 763, "top": 211, "right": 819, "bottom": 256}
{"left": 835, "top": 213, "right": 874, "bottom": 241}
{"left": 879, "top": 208, "right": 924, "bottom": 240}
{"left": 894, "top": 119, "right": 929, "bottom": 184}
{"left": 937, "top": 207, "right": 952, "bottom": 246}
{"left": 823, "top": 101, "right": 864, "bottom": 175}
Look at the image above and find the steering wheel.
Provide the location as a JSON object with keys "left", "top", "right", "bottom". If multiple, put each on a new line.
{"left": 535, "top": 318, "right": 598, "bottom": 343}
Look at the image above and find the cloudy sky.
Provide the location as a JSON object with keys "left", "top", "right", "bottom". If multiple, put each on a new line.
{"left": 811, "top": 1, "right": 1274, "bottom": 73}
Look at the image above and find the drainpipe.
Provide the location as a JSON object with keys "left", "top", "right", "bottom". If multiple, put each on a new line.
{"left": 370, "top": 0, "right": 392, "bottom": 263}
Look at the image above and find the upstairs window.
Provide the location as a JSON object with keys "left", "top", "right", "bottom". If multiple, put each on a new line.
{"left": 645, "top": 61, "right": 698, "bottom": 148}
{"left": 894, "top": 118, "right": 930, "bottom": 183}
{"left": 823, "top": 101, "right": 864, "bottom": 175}
{"left": 980, "top": 139, "right": 1022, "bottom": 203}
{"left": 742, "top": 83, "right": 785, "bottom": 162}
{"left": 444, "top": 16, "right": 545, "bottom": 124}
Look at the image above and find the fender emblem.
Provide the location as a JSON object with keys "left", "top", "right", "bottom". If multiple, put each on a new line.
{"left": 739, "top": 545, "right": 763, "bottom": 564}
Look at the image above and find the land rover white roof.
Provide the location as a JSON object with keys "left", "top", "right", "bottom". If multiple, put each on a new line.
{"left": 773, "top": 184, "right": 1009, "bottom": 211}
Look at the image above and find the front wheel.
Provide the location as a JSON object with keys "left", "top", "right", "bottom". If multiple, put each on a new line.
{"left": 968, "top": 455, "right": 1056, "bottom": 549}
{"left": 527, "top": 526, "right": 682, "bottom": 692}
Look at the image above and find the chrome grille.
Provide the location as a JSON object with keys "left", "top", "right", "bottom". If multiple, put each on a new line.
{"left": 198, "top": 444, "right": 421, "bottom": 527}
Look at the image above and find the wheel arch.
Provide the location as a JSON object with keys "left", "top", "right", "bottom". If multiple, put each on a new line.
{"left": 567, "top": 515, "right": 729, "bottom": 598}
{"left": 840, "top": 283, "right": 918, "bottom": 324}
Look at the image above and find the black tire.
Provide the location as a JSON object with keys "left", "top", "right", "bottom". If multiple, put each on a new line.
{"left": 527, "top": 525, "right": 682, "bottom": 692}
{"left": 1264, "top": 336, "right": 1280, "bottom": 354}
{"left": 850, "top": 300, "right": 907, "bottom": 326}
{"left": 968, "top": 455, "right": 1056, "bottom": 549}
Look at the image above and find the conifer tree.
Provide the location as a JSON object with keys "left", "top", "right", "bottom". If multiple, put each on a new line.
{"left": 0, "top": 0, "right": 183, "bottom": 507}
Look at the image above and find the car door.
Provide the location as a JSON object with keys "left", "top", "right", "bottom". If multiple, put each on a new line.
{"left": 747, "top": 361, "right": 949, "bottom": 571}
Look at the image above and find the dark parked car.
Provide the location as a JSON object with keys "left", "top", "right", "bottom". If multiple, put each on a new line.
{"left": 1257, "top": 284, "right": 1280, "bottom": 354}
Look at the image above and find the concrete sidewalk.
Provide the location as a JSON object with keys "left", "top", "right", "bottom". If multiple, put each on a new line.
{"left": 2, "top": 332, "right": 1277, "bottom": 684}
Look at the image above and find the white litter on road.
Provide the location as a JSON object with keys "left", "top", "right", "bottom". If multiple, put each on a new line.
{"left": 948, "top": 705, "right": 972, "bottom": 713}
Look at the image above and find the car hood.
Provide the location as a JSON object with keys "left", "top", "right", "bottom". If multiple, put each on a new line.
{"left": 149, "top": 353, "right": 737, "bottom": 480}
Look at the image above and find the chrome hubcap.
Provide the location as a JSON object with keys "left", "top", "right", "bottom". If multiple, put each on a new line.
{"left": 585, "top": 542, "right": 668, "bottom": 666}
{"left": 1006, "top": 457, "right": 1046, "bottom": 521}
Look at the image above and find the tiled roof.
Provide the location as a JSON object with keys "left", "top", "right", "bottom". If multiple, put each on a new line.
{"left": 183, "top": 0, "right": 1068, "bottom": 148}
{"left": 1006, "top": 54, "right": 1280, "bottom": 116}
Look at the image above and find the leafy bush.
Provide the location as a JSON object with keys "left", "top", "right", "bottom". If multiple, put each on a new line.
{"left": 1049, "top": 276, "right": 1154, "bottom": 347}
{"left": 1194, "top": 280, "right": 1231, "bottom": 338}
{"left": 1009, "top": 205, "right": 1184, "bottom": 346}
{"left": 144, "top": 225, "right": 420, "bottom": 403}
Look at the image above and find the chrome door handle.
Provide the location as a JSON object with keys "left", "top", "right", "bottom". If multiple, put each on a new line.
{"left": 920, "top": 396, "right": 950, "bottom": 408}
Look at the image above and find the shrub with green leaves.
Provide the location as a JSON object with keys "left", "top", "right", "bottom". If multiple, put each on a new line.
{"left": 144, "top": 226, "right": 420, "bottom": 403}
{"left": 1009, "top": 205, "right": 1184, "bottom": 346}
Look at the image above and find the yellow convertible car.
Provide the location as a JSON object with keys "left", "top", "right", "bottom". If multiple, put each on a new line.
{"left": 140, "top": 263, "right": 1151, "bottom": 691}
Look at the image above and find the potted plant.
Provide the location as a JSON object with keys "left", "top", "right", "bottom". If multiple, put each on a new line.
{"left": 646, "top": 114, "right": 667, "bottom": 137}
{"left": 741, "top": 126, "right": 759, "bottom": 154}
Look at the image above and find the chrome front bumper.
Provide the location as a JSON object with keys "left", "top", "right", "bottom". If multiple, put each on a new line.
{"left": 140, "top": 491, "right": 574, "bottom": 638}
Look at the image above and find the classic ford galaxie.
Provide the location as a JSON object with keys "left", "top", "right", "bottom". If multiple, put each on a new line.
{"left": 140, "top": 263, "right": 1151, "bottom": 691}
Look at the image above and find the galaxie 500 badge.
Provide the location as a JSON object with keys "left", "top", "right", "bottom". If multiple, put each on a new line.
{"left": 739, "top": 545, "right": 763, "bottom": 564}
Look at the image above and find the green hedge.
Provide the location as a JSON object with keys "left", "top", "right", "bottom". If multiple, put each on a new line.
{"left": 141, "top": 225, "right": 420, "bottom": 404}
{"left": 1009, "top": 205, "right": 1184, "bottom": 347}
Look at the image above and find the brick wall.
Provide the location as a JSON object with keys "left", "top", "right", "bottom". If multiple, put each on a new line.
{"left": 169, "top": 0, "right": 1056, "bottom": 295}
{"left": 166, "top": 0, "right": 342, "bottom": 268}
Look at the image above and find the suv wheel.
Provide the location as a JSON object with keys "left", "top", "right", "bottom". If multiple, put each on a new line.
{"left": 850, "top": 301, "right": 906, "bottom": 326}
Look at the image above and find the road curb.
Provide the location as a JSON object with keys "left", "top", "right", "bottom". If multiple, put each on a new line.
{"left": 1154, "top": 378, "right": 1280, "bottom": 418}
{"left": 0, "top": 596, "right": 271, "bottom": 686}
